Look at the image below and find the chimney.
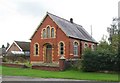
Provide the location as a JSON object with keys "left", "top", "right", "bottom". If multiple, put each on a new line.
{"left": 70, "top": 18, "right": 73, "bottom": 23}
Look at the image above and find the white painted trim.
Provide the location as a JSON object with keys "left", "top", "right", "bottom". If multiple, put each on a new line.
{"left": 14, "top": 41, "right": 23, "bottom": 51}
{"left": 6, "top": 44, "right": 12, "bottom": 52}
{"left": 73, "top": 41, "right": 79, "bottom": 56}
{"left": 6, "top": 41, "right": 23, "bottom": 52}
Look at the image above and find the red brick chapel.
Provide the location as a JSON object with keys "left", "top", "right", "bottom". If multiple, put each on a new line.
{"left": 30, "top": 12, "right": 97, "bottom": 65}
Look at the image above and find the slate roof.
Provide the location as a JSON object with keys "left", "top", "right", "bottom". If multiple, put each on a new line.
{"left": 31, "top": 12, "right": 97, "bottom": 43}
{"left": 48, "top": 12, "right": 97, "bottom": 43}
{"left": 15, "top": 41, "right": 30, "bottom": 51}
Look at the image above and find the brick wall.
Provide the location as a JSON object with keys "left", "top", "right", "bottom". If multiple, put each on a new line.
{"left": 2, "top": 63, "right": 27, "bottom": 68}
{"left": 30, "top": 15, "right": 97, "bottom": 63}
{"left": 30, "top": 15, "right": 70, "bottom": 62}
{"left": 32, "top": 65, "right": 60, "bottom": 71}
{"left": 7, "top": 43, "right": 21, "bottom": 54}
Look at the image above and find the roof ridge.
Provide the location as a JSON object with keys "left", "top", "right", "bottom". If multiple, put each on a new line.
{"left": 47, "top": 12, "right": 82, "bottom": 26}
{"left": 30, "top": 12, "right": 97, "bottom": 43}
{"left": 15, "top": 41, "right": 30, "bottom": 43}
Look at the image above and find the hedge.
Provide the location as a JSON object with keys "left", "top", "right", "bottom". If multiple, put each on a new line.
{"left": 81, "top": 49, "right": 119, "bottom": 72}
{"left": 3, "top": 54, "right": 29, "bottom": 63}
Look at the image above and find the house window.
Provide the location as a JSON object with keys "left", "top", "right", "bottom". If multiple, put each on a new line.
{"left": 84, "top": 42, "right": 88, "bottom": 49}
{"left": 51, "top": 28, "right": 54, "bottom": 38}
{"left": 42, "top": 25, "right": 56, "bottom": 39}
{"left": 59, "top": 42, "right": 64, "bottom": 56}
{"left": 34, "top": 43, "right": 39, "bottom": 56}
{"left": 73, "top": 42, "right": 78, "bottom": 56}
{"left": 43, "top": 29, "right": 46, "bottom": 38}
{"left": 91, "top": 44, "right": 95, "bottom": 51}
{"left": 47, "top": 26, "right": 50, "bottom": 38}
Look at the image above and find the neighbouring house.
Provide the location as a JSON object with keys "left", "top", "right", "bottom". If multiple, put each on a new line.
{"left": 0, "top": 48, "right": 6, "bottom": 64}
{"left": 6, "top": 41, "right": 30, "bottom": 57}
{"left": 30, "top": 12, "right": 97, "bottom": 65}
{"left": 0, "top": 48, "right": 6, "bottom": 57}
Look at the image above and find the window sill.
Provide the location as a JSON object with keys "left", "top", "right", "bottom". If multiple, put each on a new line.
{"left": 73, "top": 55, "right": 79, "bottom": 57}
{"left": 33, "top": 55, "right": 39, "bottom": 56}
{"left": 41, "top": 37, "right": 56, "bottom": 39}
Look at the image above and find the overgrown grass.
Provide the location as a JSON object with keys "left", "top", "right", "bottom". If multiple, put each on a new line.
{"left": 2, "top": 66, "right": 119, "bottom": 82}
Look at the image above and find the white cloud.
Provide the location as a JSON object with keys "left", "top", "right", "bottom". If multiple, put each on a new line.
{"left": 0, "top": 0, "right": 119, "bottom": 47}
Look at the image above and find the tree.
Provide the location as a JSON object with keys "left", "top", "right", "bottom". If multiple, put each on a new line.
{"left": 2, "top": 45, "right": 5, "bottom": 48}
{"left": 107, "top": 23, "right": 118, "bottom": 42}
{"left": 97, "top": 35, "right": 111, "bottom": 52}
{"left": 6, "top": 42, "right": 10, "bottom": 49}
{"left": 107, "top": 18, "right": 119, "bottom": 53}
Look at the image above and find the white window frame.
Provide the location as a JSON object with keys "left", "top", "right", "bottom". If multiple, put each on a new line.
{"left": 73, "top": 41, "right": 79, "bottom": 56}
{"left": 47, "top": 26, "right": 50, "bottom": 38}
{"left": 34, "top": 43, "right": 39, "bottom": 56}
{"left": 51, "top": 28, "right": 55, "bottom": 38}
{"left": 84, "top": 42, "right": 88, "bottom": 49}
{"left": 42, "top": 29, "right": 46, "bottom": 38}
{"left": 91, "top": 44, "right": 95, "bottom": 51}
{"left": 58, "top": 41, "right": 65, "bottom": 56}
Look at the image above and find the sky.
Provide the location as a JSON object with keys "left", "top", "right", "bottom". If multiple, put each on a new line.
{"left": 0, "top": 0, "right": 119, "bottom": 47}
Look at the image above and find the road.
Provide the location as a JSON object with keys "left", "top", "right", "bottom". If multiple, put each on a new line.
{"left": 1, "top": 76, "right": 119, "bottom": 83}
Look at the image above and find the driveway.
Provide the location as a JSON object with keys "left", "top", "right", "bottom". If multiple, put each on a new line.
{"left": 2, "top": 76, "right": 119, "bottom": 83}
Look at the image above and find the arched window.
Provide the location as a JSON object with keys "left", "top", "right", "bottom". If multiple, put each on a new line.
{"left": 51, "top": 28, "right": 54, "bottom": 38}
{"left": 84, "top": 43, "right": 88, "bottom": 49}
{"left": 59, "top": 42, "right": 64, "bottom": 56}
{"left": 47, "top": 26, "right": 50, "bottom": 38}
{"left": 91, "top": 44, "right": 95, "bottom": 51}
{"left": 34, "top": 43, "right": 39, "bottom": 56}
{"left": 43, "top": 29, "right": 46, "bottom": 38}
{"left": 74, "top": 42, "right": 78, "bottom": 56}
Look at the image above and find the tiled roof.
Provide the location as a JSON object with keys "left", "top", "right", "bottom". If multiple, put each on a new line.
{"left": 47, "top": 12, "right": 97, "bottom": 43}
{"left": 15, "top": 41, "right": 30, "bottom": 51}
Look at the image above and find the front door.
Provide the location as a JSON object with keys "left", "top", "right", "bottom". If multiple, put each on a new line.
{"left": 46, "top": 44, "right": 52, "bottom": 63}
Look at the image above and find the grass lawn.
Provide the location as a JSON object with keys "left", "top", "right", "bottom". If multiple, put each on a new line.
{"left": 0, "top": 66, "right": 2, "bottom": 75}
{"left": 2, "top": 66, "right": 119, "bottom": 82}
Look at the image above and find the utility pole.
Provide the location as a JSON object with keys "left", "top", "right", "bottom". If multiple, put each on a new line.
{"left": 90, "top": 25, "right": 93, "bottom": 38}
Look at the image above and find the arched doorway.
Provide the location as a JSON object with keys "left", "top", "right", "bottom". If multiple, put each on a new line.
{"left": 44, "top": 43, "right": 52, "bottom": 63}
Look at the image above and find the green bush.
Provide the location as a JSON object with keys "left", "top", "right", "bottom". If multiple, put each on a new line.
{"left": 69, "top": 59, "right": 82, "bottom": 70}
{"left": 3, "top": 55, "right": 29, "bottom": 63}
{"left": 81, "top": 48, "right": 119, "bottom": 72}
{"left": 81, "top": 48, "right": 98, "bottom": 72}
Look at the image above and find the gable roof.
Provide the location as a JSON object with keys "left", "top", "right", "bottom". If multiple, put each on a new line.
{"left": 15, "top": 41, "right": 30, "bottom": 51}
{"left": 6, "top": 41, "right": 30, "bottom": 52}
{"left": 31, "top": 12, "right": 97, "bottom": 43}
